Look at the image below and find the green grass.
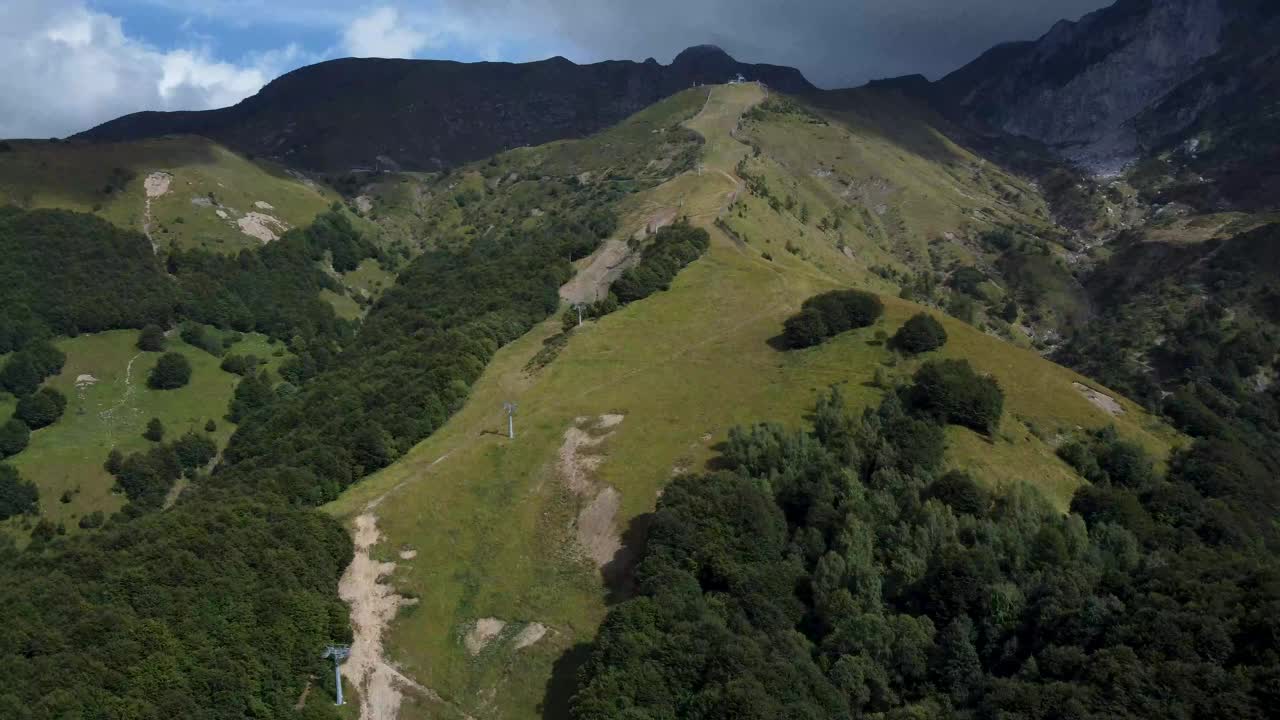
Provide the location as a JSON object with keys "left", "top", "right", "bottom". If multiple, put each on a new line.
{"left": 0, "top": 330, "right": 289, "bottom": 542}
{"left": 0, "top": 136, "right": 338, "bottom": 253}
{"left": 323, "top": 84, "right": 1179, "bottom": 720}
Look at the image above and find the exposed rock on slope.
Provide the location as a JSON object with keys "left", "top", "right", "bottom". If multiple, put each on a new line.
{"left": 75, "top": 46, "right": 813, "bottom": 173}
{"left": 935, "top": 0, "right": 1228, "bottom": 173}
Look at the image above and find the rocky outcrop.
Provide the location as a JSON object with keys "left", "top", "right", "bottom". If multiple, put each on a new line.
{"left": 936, "top": 0, "right": 1228, "bottom": 174}
{"left": 75, "top": 46, "right": 813, "bottom": 173}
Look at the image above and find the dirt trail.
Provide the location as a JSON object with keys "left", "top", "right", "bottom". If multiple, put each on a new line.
{"left": 99, "top": 352, "right": 143, "bottom": 445}
{"left": 559, "top": 239, "right": 634, "bottom": 305}
{"left": 338, "top": 451, "right": 469, "bottom": 720}
{"left": 339, "top": 513, "right": 412, "bottom": 720}
{"left": 142, "top": 172, "right": 172, "bottom": 253}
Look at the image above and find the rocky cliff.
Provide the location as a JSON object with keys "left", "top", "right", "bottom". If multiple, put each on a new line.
{"left": 935, "top": 0, "right": 1232, "bottom": 174}
{"left": 75, "top": 46, "right": 813, "bottom": 173}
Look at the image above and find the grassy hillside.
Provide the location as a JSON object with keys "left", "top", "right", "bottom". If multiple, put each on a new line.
{"left": 324, "top": 83, "right": 1177, "bottom": 720}
{"left": 0, "top": 329, "right": 290, "bottom": 542}
{"left": 0, "top": 136, "right": 338, "bottom": 253}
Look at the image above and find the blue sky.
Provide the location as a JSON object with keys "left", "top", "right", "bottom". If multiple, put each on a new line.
{"left": 0, "top": 0, "right": 1108, "bottom": 139}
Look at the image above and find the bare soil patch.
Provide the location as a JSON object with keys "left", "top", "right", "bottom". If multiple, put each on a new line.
{"left": 144, "top": 172, "right": 172, "bottom": 198}
{"left": 556, "top": 415, "right": 627, "bottom": 571}
{"left": 339, "top": 513, "right": 412, "bottom": 720}
{"left": 1073, "top": 382, "right": 1125, "bottom": 416}
{"left": 464, "top": 618, "right": 507, "bottom": 656}
{"left": 559, "top": 239, "right": 635, "bottom": 305}
{"left": 513, "top": 622, "right": 548, "bottom": 650}
{"left": 236, "top": 212, "right": 288, "bottom": 243}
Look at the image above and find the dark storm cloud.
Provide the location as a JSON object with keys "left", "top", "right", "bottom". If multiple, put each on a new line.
{"left": 437, "top": 0, "right": 1111, "bottom": 87}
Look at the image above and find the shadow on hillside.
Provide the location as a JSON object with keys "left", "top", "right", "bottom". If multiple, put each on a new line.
{"left": 704, "top": 441, "right": 734, "bottom": 471}
{"left": 601, "top": 511, "right": 653, "bottom": 605}
{"left": 765, "top": 333, "right": 791, "bottom": 352}
{"left": 539, "top": 642, "right": 592, "bottom": 720}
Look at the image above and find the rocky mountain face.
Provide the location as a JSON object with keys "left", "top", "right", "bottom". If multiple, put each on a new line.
{"left": 75, "top": 46, "right": 812, "bottom": 174}
{"left": 933, "top": 0, "right": 1272, "bottom": 175}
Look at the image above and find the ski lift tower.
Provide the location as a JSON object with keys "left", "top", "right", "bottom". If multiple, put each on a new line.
{"left": 504, "top": 401, "right": 518, "bottom": 439}
{"left": 573, "top": 302, "right": 587, "bottom": 327}
{"left": 323, "top": 644, "right": 351, "bottom": 706}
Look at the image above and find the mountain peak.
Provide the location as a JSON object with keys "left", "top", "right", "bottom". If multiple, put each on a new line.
{"left": 672, "top": 44, "right": 735, "bottom": 66}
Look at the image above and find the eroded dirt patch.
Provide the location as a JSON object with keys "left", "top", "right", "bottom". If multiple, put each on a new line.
{"left": 144, "top": 172, "right": 172, "bottom": 198}
{"left": 236, "top": 212, "right": 289, "bottom": 243}
{"left": 1073, "top": 382, "right": 1125, "bottom": 416}
{"left": 464, "top": 618, "right": 507, "bottom": 656}
{"left": 513, "top": 622, "right": 548, "bottom": 650}
{"left": 557, "top": 415, "right": 626, "bottom": 570}
{"left": 339, "top": 513, "right": 414, "bottom": 720}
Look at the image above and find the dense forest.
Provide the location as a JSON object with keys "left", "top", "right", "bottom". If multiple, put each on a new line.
{"left": 0, "top": 208, "right": 173, "bottom": 352}
{"left": 0, "top": 497, "right": 351, "bottom": 720}
{"left": 571, "top": 378, "right": 1280, "bottom": 718}
{"left": 0, "top": 206, "right": 381, "bottom": 719}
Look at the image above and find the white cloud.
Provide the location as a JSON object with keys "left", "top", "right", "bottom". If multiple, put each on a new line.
{"left": 342, "top": 7, "right": 429, "bottom": 58}
{"left": 0, "top": 0, "right": 304, "bottom": 138}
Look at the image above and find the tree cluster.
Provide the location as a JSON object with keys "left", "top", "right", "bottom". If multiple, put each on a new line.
{"left": 611, "top": 222, "right": 710, "bottom": 305}
{"left": 0, "top": 464, "right": 38, "bottom": 520}
{"left": 106, "top": 431, "right": 218, "bottom": 509}
{"left": 783, "top": 289, "right": 885, "bottom": 349}
{"left": 893, "top": 312, "right": 948, "bottom": 354}
{"left": 907, "top": 359, "right": 1004, "bottom": 435}
{"left": 147, "top": 353, "right": 192, "bottom": 390}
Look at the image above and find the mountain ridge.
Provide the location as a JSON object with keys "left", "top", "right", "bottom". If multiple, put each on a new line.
{"left": 74, "top": 47, "right": 814, "bottom": 174}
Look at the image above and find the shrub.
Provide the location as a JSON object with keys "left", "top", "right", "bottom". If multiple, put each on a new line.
{"left": 205, "top": 419, "right": 217, "bottom": 433}
{"left": 15, "top": 387, "right": 67, "bottom": 429}
{"left": 173, "top": 431, "right": 217, "bottom": 471}
{"left": 0, "top": 464, "right": 38, "bottom": 520}
{"left": 0, "top": 342, "right": 66, "bottom": 397}
{"left": 783, "top": 308, "right": 829, "bottom": 348}
{"left": 104, "top": 448, "right": 124, "bottom": 474}
{"left": 928, "top": 470, "right": 988, "bottom": 515}
{"left": 144, "top": 418, "right": 165, "bottom": 442}
{"left": 0, "top": 418, "right": 30, "bottom": 457}
{"left": 908, "top": 359, "right": 1004, "bottom": 434}
{"left": 220, "top": 354, "right": 261, "bottom": 376}
{"left": 78, "top": 510, "right": 105, "bottom": 529}
{"left": 950, "top": 267, "right": 987, "bottom": 298}
{"left": 148, "top": 353, "right": 191, "bottom": 390}
{"left": 893, "top": 313, "right": 948, "bottom": 354}
{"left": 137, "top": 324, "right": 166, "bottom": 352}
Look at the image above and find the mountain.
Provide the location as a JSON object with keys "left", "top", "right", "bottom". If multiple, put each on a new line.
{"left": 934, "top": 0, "right": 1277, "bottom": 176}
{"left": 74, "top": 46, "right": 813, "bottom": 174}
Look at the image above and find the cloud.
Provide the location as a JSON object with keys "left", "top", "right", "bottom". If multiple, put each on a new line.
{"left": 342, "top": 7, "right": 429, "bottom": 58}
{"left": 0, "top": 0, "right": 307, "bottom": 138}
